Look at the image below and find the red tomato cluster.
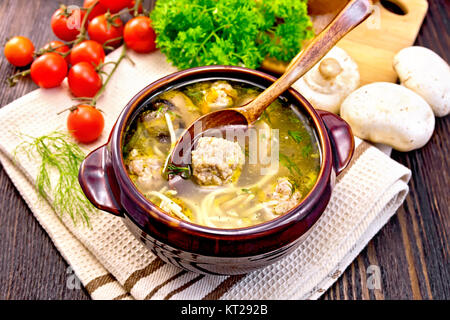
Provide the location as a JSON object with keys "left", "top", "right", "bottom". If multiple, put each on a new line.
{"left": 84, "top": 0, "right": 108, "bottom": 22}
{"left": 4, "top": 36, "right": 35, "bottom": 67}
{"left": 3, "top": 1, "right": 157, "bottom": 143}
{"left": 30, "top": 53, "right": 68, "bottom": 88}
{"left": 51, "top": 7, "right": 86, "bottom": 42}
{"left": 88, "top": 15, "right": 124, "bottom": 47}
{"left": 124, "top": 16, "right": 156, "bottom": 53}
{"left": 99, "top": 0, "right": 133, "bottom": 13}
{"left": 68, "top": 62, "right": 102, "bottom": 98}
{"left": 42, "top": 40, "right": 71, "bottom": 64}
{"left": 67, "top": 105, "right": 105, "bottom": 143}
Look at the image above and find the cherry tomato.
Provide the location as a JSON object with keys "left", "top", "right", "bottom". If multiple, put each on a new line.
{"left": 51, "top": 6, "right": 86, "bottom": 42}
{"left": 124, "top": 16, "right": 156, "bottom": 53}
{"left": 4, "top": 36, "right": 35, "bottom": 67}
{"left": 99, "top": 0, "right": 132, "bottom": 13}
{"left": 68, "top": 62, "right": 102, "bottom": 98}
{"left": 30, "top": 53, "right": 68, "bottom": 88}
{"left": 41, "top": 40, "right": 70, "bottom": 64}
{"left": 83, "top": 0, "right": 108, "bottom": 22}
{"left": 70, "top": 40, "right": 105, "bottom": 67}
{"left": 67, "top": 105, "right": 104, "bottom": 143}
{"left": 88, "top": 14, "right": 124, "bottom": 47}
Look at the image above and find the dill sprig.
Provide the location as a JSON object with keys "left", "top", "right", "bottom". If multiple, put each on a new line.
{"left": 288, "top": 130, "right": 304, "bottom": 144}
{"left": 14, "top": 131, "right": 94, "bottom": 226}
{"left": 166, "top": 164, "right": 191, "bottom": 179}
{"left": 279, "top": 152, "right": 302, "bottom": 176}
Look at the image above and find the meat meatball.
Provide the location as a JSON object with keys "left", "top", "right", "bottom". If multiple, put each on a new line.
{"left": 268, "top": 178, "right": 302, "bottom": 215}
{"left": 191, "top": 137, "right": 244, "bottom": 186}
{"left": 127, "top": 151, "right": 164, "bottom": 192}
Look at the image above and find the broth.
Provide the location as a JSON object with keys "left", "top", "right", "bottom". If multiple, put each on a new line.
{"left": 123, "top": 80, "right": 321, "bottom": 229}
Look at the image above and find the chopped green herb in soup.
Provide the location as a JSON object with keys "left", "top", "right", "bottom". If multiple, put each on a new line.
{"left": 123, "top": 80, "right": 320, "bottom": 229}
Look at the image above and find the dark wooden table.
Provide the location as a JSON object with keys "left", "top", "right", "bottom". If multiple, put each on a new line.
{"left": 0, "top": 0, "right": 448, "bottom": 300}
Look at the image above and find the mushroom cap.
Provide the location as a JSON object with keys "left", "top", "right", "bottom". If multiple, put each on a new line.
{"left": 341, "top": 82, "right": 435, "bottom": 152}
{"left": 393, "top": 46, "right": 450, "bottom": 117}
{"left": 294, "top": 46, "right": 360, "bottom": 114}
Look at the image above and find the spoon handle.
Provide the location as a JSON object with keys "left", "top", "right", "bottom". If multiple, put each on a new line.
{"left": 240, "top": 0, "right": 373, "bottom": 123}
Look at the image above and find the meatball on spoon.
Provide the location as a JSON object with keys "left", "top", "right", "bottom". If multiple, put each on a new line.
{"left": 168, "top": 0, "right": 372, "bottom": 179}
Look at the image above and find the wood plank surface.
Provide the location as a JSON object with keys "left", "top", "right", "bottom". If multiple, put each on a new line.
{"left": 0, "top": 0, "right": 448, "bottom": 300}
{"left": 338, "top": 0, "right": 429, "bottom": 85}
{"left": 263, "top": 0, "right": 430, "bottom": 85}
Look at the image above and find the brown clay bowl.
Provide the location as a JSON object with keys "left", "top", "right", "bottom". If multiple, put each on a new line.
{"left": 78, "top": 66, "right": 354, "bottom": 275}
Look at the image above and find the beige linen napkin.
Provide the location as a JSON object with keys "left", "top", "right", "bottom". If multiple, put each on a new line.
{"left": 0, "top": 47, "right": 411, "bottom": 300}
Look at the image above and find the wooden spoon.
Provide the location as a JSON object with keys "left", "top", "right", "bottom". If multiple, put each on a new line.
{"left": 168, "top": 0, "right": 373, "bottom": 173}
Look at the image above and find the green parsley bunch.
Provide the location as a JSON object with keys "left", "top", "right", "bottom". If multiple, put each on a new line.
{"left": 151, "top": 0, "right": 314, "bottom": 70}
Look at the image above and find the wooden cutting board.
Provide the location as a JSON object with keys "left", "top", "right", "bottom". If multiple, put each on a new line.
{"left": 262, "top": 0, "right": 429, "bottom": 85}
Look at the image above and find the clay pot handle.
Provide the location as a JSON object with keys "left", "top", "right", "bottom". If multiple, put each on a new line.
{"left": 78, "top": 145, "right": 123, "bottom": 216}
{"left": 317, "top": 110, "right": 355, "bottom": 175}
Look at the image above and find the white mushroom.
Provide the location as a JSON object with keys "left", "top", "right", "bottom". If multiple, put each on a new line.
{"left": 393, "top": 46, "right": 450, "bottom": 117}
{"left": 340, "top": 82, "right": 435, "bottom": 152}
{"left": 294, "top": 46, "right": 360, "bottom": 114}
{"left": 158, "top": 90, "right": 201, "bottom": 124}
